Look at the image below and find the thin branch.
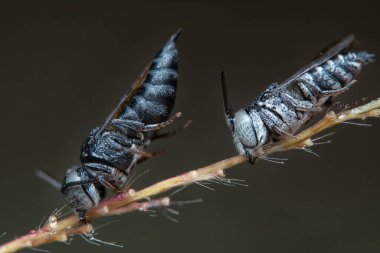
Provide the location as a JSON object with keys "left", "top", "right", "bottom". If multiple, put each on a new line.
{"left": 0, "top": 97, "right": 379, "bottom": 253}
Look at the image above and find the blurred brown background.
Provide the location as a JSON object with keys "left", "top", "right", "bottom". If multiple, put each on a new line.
{"left": 0, "top": 1, "right": 379, "bottom": 252}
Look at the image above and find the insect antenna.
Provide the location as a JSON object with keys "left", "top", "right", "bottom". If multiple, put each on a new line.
{"left": 35, "top": 169, "right": 61, "bottom": 190}
{"left": 220, "top": 70, "right": 234, "bottom": 123}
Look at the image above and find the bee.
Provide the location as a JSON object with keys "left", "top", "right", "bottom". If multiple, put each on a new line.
{"left": 221, "top": 35, "right": 374, "bottom": 163}
{"left": 60, "top": 30, "right": 181, "bottom": 221}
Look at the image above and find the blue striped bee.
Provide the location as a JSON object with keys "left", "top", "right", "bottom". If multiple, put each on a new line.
{"left": 61, "top": 30, "right": 181, "bottom": 221}
{"left": 221, "top": 35, "right": 374, "bottom": 163}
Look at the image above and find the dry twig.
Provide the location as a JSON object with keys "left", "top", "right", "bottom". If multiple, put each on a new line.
{"left": 0, "top": 97, "right": 379, "bottom": 253}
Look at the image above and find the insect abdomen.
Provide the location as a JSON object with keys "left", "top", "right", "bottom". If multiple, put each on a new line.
{"left": 298, "top": 52, "right": 374, "bottom": 98}
{"left": 121, "top": 32, "right": 179, "bottom": 124}
{"left": 278, "top": 51, "right": 374, "bottom": 134}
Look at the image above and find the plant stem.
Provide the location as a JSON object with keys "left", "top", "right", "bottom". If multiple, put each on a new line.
{"left": 0, "top": 98, "right": 379, "bottom": 253}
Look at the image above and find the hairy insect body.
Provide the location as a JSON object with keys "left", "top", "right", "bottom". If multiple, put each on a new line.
{"left": 61, "top": 31, "right": 180, "bottom": 220}
{"left": 223, "top": 38, "right": 374, "bottom": 162}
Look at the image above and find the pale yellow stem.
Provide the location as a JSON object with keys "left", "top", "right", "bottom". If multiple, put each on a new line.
{"left": 0, "top": 98, "right": 379, "bottom": 253}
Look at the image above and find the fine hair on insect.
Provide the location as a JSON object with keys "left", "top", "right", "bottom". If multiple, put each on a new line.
{"left": 39, "top": 30, "right": 183, "bottom": 222}
{"left": 221, "top": 34, "right": 374, "bottom": 163}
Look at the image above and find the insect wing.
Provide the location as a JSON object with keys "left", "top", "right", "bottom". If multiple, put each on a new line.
{"left": 273, "top": 34, "right": 355, "bottom": 93}
{"left": 311, "top": 34, "right": 359, "bottom": 61}
{"left": 95, "top": 30, "right": 181, "bottom": 136}
{"left": 95, "top": 64, "right": 151, "bottom": 135}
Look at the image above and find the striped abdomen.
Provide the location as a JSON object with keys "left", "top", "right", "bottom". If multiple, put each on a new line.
{"left": 121, "top": 32, "right": 179, "bottom": 125}
{"left": 282, "top": 51, "right": 375, "bottom": 132}
{"left": 297, "top": 52, "right": 374, "bottom": 105}
{"left": 80, "top": 32, "right": 180, "bottom": 171}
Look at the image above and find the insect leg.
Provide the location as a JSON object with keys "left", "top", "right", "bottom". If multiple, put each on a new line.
{"left": 136, "top": 151, "right": 163, "bottom": 164}
{"left": 317, "top": 80, "right": 356, "bottom": 97}
{"left": 280, "top": 92, "right": 320, "bottom": 113}
{"left": 107, "top": 132, "right": 162, "bottom": 161}
{"left": 259, "top": 108, "right": 294, "bottom": 137}
{"left": 97, "top": 176, "right": 119, "bottom": 193}
{"left": 121, "top": 146, "right": 163, "bottom": 158}
{"left": 151, "top": 119, "right": 192, "bottom": 141}
{"left": 140, "top": 112, "right": 182, "bottom": 132}
{"left": 111, "top": 119, "right": 145, "bottom": 140}
{"left": 246, "top": 151, "right": 257, "bottom": 164}
{"left": 304, "top": 78, "right": 355, "bottom": 98}
{"left": 297, "top": 81, "right": 314, "bottom": 100}
{"left": 272, "top": 126, "right": 297, "bottom": 139}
